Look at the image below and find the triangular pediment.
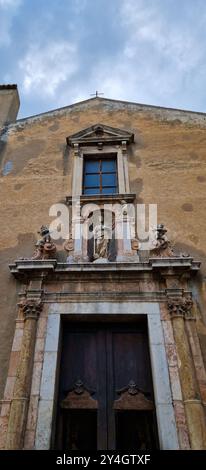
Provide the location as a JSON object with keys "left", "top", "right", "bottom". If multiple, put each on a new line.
{"left": 66, "top": 123, "right": 134, "bottom": 146}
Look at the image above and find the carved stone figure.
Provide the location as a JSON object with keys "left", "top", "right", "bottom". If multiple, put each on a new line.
{"left": 150, "top": 224, "right": 174, "bottom": 257}
{"left": 31, "top": 225, "right": 56, "bottom": 260}
{"left": 93, "top": 217, "right": 112, "bottom": 261}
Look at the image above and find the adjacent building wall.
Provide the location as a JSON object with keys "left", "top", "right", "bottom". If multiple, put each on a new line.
{"left": 0, "top": 85, "right": 20, "bottom": 129}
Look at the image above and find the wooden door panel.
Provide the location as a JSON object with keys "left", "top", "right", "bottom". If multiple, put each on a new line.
{"left": 112, "top": 331, "right": 153, "bottom": 400}
{"left": 60, "top": 329, "right": 98, "bottom": 401}
{"left": 115, "top": 411, "right": 158, "bottom": 450}
{"left": 58, "top": 327, "right": 101, "bottom": 450}
{"left": 107, "top": 327, "right": 154, "bottom": 449}
{"left": 56, "top": 322, "right": 158, "bottom": 450}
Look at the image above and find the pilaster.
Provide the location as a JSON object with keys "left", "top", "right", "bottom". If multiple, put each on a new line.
{"left": 166, "top": 290, "right": 206, "bottom": 449}
{"left": 5, "top": 300, "right": 42, "bottom": 449}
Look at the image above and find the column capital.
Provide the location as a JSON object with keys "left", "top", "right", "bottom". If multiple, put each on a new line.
{"left": 18, "top": 300, "right": 42, "bottom": 320}
{"left": 167, "top": 294, "right": 193, "bottom": 319}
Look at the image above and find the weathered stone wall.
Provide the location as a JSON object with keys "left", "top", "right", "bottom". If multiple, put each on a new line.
{"left": 0, "top": 97, "right": 206, "bottom": 400}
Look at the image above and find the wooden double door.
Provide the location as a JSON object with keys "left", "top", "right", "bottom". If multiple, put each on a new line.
{"left": 56, "top": 321, "right": 159, "bottom": 450}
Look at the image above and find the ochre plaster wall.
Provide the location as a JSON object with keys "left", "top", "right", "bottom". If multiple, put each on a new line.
{"left": 0, "top": 97, "right": 206, "bottom": 399}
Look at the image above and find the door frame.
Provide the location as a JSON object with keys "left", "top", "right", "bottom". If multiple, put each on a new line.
{"left": 34, "top": 301, "right": 179, "bottom": 450}
{"left": 55, "top": 319, "right": 158, "bottom": 450}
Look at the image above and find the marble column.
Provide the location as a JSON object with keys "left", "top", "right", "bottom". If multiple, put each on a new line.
{"left": 5, "top": 300, "right": 42, "bottom": 449}
{"left": 167, "top": 295, "right": 206, "bottom": 449}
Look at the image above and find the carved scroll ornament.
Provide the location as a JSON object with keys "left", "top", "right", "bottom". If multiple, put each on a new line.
{"left": 61, "top": 380, "right": 98, "bottom": 409}
{"left": 114, "top": 380, "right": 153, "bottom": 410}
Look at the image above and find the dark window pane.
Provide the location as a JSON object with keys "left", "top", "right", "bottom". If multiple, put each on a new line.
{"left": 84, "top": 188, "right": 101, "bottom": 195}
{"left": 102, "top": 187, "right": 117, "bottom": 194}
{"left": 102, "top": 160, "right": 116, "bottom": 172}
{"left": 84, "top": 161, "right": 99, "bottom": 173}
{"left": 102, "top": 173, "right": 116, "bottom": 187}
{"left": 84, "top": 174, "right": 100, "bottom": 187}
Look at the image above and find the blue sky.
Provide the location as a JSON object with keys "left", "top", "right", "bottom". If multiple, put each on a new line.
{"left": 1, "top": 0, "right": 206, "bottom": 118}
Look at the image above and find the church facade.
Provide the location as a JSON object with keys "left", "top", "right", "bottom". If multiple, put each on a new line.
{"left": 0, "top": 85, "right": 206, "bottom": 450}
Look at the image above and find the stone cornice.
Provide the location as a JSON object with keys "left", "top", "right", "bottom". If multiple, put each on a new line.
{"left": 149, "top": 257, "right": 200, "bottom": 270}
{"left": 66, "top": 193, "right": 136, "bottom": 206}
{"left": 9, "top": 257, "right": 200, "bottom": 281}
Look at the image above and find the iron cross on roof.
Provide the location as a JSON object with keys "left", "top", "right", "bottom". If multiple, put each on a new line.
{"left": 90, "top": 90, "right": 104, "bottom": 97}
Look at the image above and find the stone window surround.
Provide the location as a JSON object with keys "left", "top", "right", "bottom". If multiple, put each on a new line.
{"left": 72, "top": 145, "right": 130, "bottom": 197}
{"left": 35, "top": 301, "right": 179, "bottom": 450}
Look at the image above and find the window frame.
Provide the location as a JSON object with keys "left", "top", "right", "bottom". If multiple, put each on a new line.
{"left": 72, "top": 145, "right": 130, "bottom": 197}
{"left": 83, "top": 154, "right": 118, "bottom": 195}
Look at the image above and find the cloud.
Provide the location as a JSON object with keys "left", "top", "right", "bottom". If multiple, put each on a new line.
{"left": 58, "top": 0, "right": 206, "bottom": 111}
{"left": 120, "top": 0, "right": 203, "bottom": 71}
{"left": 3, "top": 0, "right": 206, "bottom": 117}
{"left": 86, "top": 0, "right": 206, "bottom": 107}
{"left": 19, "top": 41, "right": 79, "bottom": 96}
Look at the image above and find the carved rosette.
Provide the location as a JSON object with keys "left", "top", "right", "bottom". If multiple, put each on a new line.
{"left": 167, "top": 296, "right": 193, "bottom": 319}
{"left": 18, "top": 300, "right": 42, "bottom": 320}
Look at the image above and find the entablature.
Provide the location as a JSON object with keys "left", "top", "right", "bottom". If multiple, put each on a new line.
{"left": 9, "top": 257, "right": 200, "bottom": 281}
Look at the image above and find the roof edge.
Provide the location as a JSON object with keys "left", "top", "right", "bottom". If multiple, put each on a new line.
{"left": 0, "top": 84, "right": 17, "bottom": 90}
{"left": 15, "top": 96, "right": 206, "bottom": 124}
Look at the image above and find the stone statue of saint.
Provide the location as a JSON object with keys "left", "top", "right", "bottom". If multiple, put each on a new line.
{"left": 93, "top": 217, "right": 112, "bottom": 261}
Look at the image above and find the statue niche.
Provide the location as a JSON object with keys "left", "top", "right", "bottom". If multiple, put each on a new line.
{"left": 87, "top": 210, "right": 116, "bottom": 263}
